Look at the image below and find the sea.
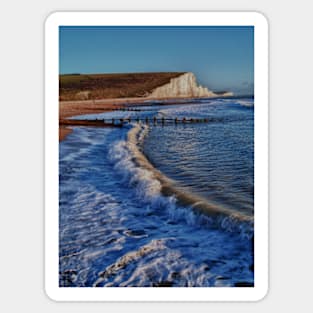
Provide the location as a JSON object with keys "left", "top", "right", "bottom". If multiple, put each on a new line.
{"left": 59, "top": 97, "right": 254, "bottom": 287}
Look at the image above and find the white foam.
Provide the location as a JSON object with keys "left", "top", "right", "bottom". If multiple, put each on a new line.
{"left": 236, "top": 99, "right": 254, "bottom": 107}
{"left": 107, "top": 124, "right": 253, "bottom": 238}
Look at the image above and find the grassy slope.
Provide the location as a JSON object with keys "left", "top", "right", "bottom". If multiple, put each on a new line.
{"left": 59, "top": 72, "right": 185, "bottom": 101}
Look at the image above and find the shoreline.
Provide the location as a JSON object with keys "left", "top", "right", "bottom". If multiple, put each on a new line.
{"left": 59, "top": 95, "right": 239, "bottom": 141}
{"left": 128, "top": 123, "right": 253, "bottom": 223}
{"left": 59, "top": 96, "right": 196, "bottom": 141}
{"left": 59, "top": 97, "right": 254, "bottom": 222}
{"left": 59, "top": 98, "right": 141, "bottom": 141}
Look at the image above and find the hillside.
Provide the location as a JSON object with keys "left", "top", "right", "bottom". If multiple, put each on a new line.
{"left": 59, "top": 72, "right": 233, "bottom": 101}
{"left": 59, "top": 72, "right": 185, "bottom": 101}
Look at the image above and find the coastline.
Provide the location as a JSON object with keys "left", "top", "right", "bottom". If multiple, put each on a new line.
{"left": 59, "top": 94, "right": 240, "bottom": 141}
{"left": 59, "top": 96, "right": 216, "bottom": 141}
{"left": 59, "top": 97, "right": 145, "bottom": 141}
{"left": 59, "top": 95, "right": 254, "bottom": 223}
{"left": 58, "top": 95, "right": 254, "bottom": 287}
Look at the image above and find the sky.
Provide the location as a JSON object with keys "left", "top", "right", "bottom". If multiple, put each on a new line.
{"left": 59, "top": 26, "right": 254, "bottom": 95}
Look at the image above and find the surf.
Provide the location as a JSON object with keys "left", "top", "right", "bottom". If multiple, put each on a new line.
{"left": 108, "top": 123, "right": 253, "bottom": 238}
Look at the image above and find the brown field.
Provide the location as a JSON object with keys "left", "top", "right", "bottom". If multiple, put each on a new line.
{"left": 59, "top": 72, "right": 184, "bottom": 101}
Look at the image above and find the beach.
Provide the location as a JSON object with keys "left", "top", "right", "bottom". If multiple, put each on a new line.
{"left": 59, "top": 96, "right": 254, "bottom": 287}
{"left": 56, "top": 23, "right": 256, "bottom": 289}
{"left": 59, "top": 96, "right": 213, "bottom": 141}
{"left": 59, "top": 97, "right": 146, "bottom": 141}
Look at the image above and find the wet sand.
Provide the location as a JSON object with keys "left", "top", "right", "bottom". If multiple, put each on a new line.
{"left": 59, "top": 96, "right": 211, "bottom": 141}
{"left": 59, "top": 98, "right": 148, "bottom": 141}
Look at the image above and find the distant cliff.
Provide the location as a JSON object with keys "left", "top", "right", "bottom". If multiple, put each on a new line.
{"left": 59, "top": 72, "right": 232, "bottom": 101}
{"left": 148, "top": 72, "right": 218, "bottom": 98}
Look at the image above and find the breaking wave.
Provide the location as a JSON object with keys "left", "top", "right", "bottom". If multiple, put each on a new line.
{"left": 236, "top": 99, "right": 254, "bottom": 107}
{"left": 108, "top": 123, "right": 253, "bottom": 239}
{"left": 59, "top": 98, "right": 255, "bottom": 287}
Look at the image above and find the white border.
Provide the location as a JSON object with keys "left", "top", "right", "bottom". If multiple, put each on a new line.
{"left": 45, "top": 11, "right": 268, "bottom": 302}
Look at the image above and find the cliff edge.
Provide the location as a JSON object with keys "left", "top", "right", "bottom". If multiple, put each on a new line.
{"left": 148, "top": 72, "right": 217, "bottom": 98}
{"left": 59, "top": 72, "right": 232, "bottom": 101}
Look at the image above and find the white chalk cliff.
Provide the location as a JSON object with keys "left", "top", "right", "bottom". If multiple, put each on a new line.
{"left": 148, "top": 72, "right": 230, "bottom": 98}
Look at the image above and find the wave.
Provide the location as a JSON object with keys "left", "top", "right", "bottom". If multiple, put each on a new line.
{"left": 108, "top": 123, "right": 253, "bottom": 238}
{"left": 236, "top": 99, "right": 254, "bottom": 107}
{"left": 94, "top": 238, "right": 169, "bottom": 287}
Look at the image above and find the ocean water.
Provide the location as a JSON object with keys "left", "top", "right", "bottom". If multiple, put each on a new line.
{"left": 59, "top": 97, "right": 254, "bottom": 287}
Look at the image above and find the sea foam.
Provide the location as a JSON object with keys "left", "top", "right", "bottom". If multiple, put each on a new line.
{"left": 108, "top": 123, "right": 253, "bottom": 239}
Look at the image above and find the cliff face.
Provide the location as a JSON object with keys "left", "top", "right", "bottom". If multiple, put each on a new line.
{"left": 148, "top": 72, "right": 217, "bottom": 98}
{"left": 59, "top": 72, "right": 184, "bottom": 101}
{"left": 59, "top": 72, "right": 232, "bottom": 101}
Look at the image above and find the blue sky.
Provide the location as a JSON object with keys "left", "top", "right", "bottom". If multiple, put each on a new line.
{"left": 59, "top": 26, "right": 254, "bottom": 95}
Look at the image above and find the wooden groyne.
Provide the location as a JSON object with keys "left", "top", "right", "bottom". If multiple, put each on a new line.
{"left": 113, "top": 107, "right": 143, "bottom": 112}
{"left": 59, "top": 119, "right": 123, "bottom": 128}
{"left": 60, "top": 117, "right": 211, "bottom": 128}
